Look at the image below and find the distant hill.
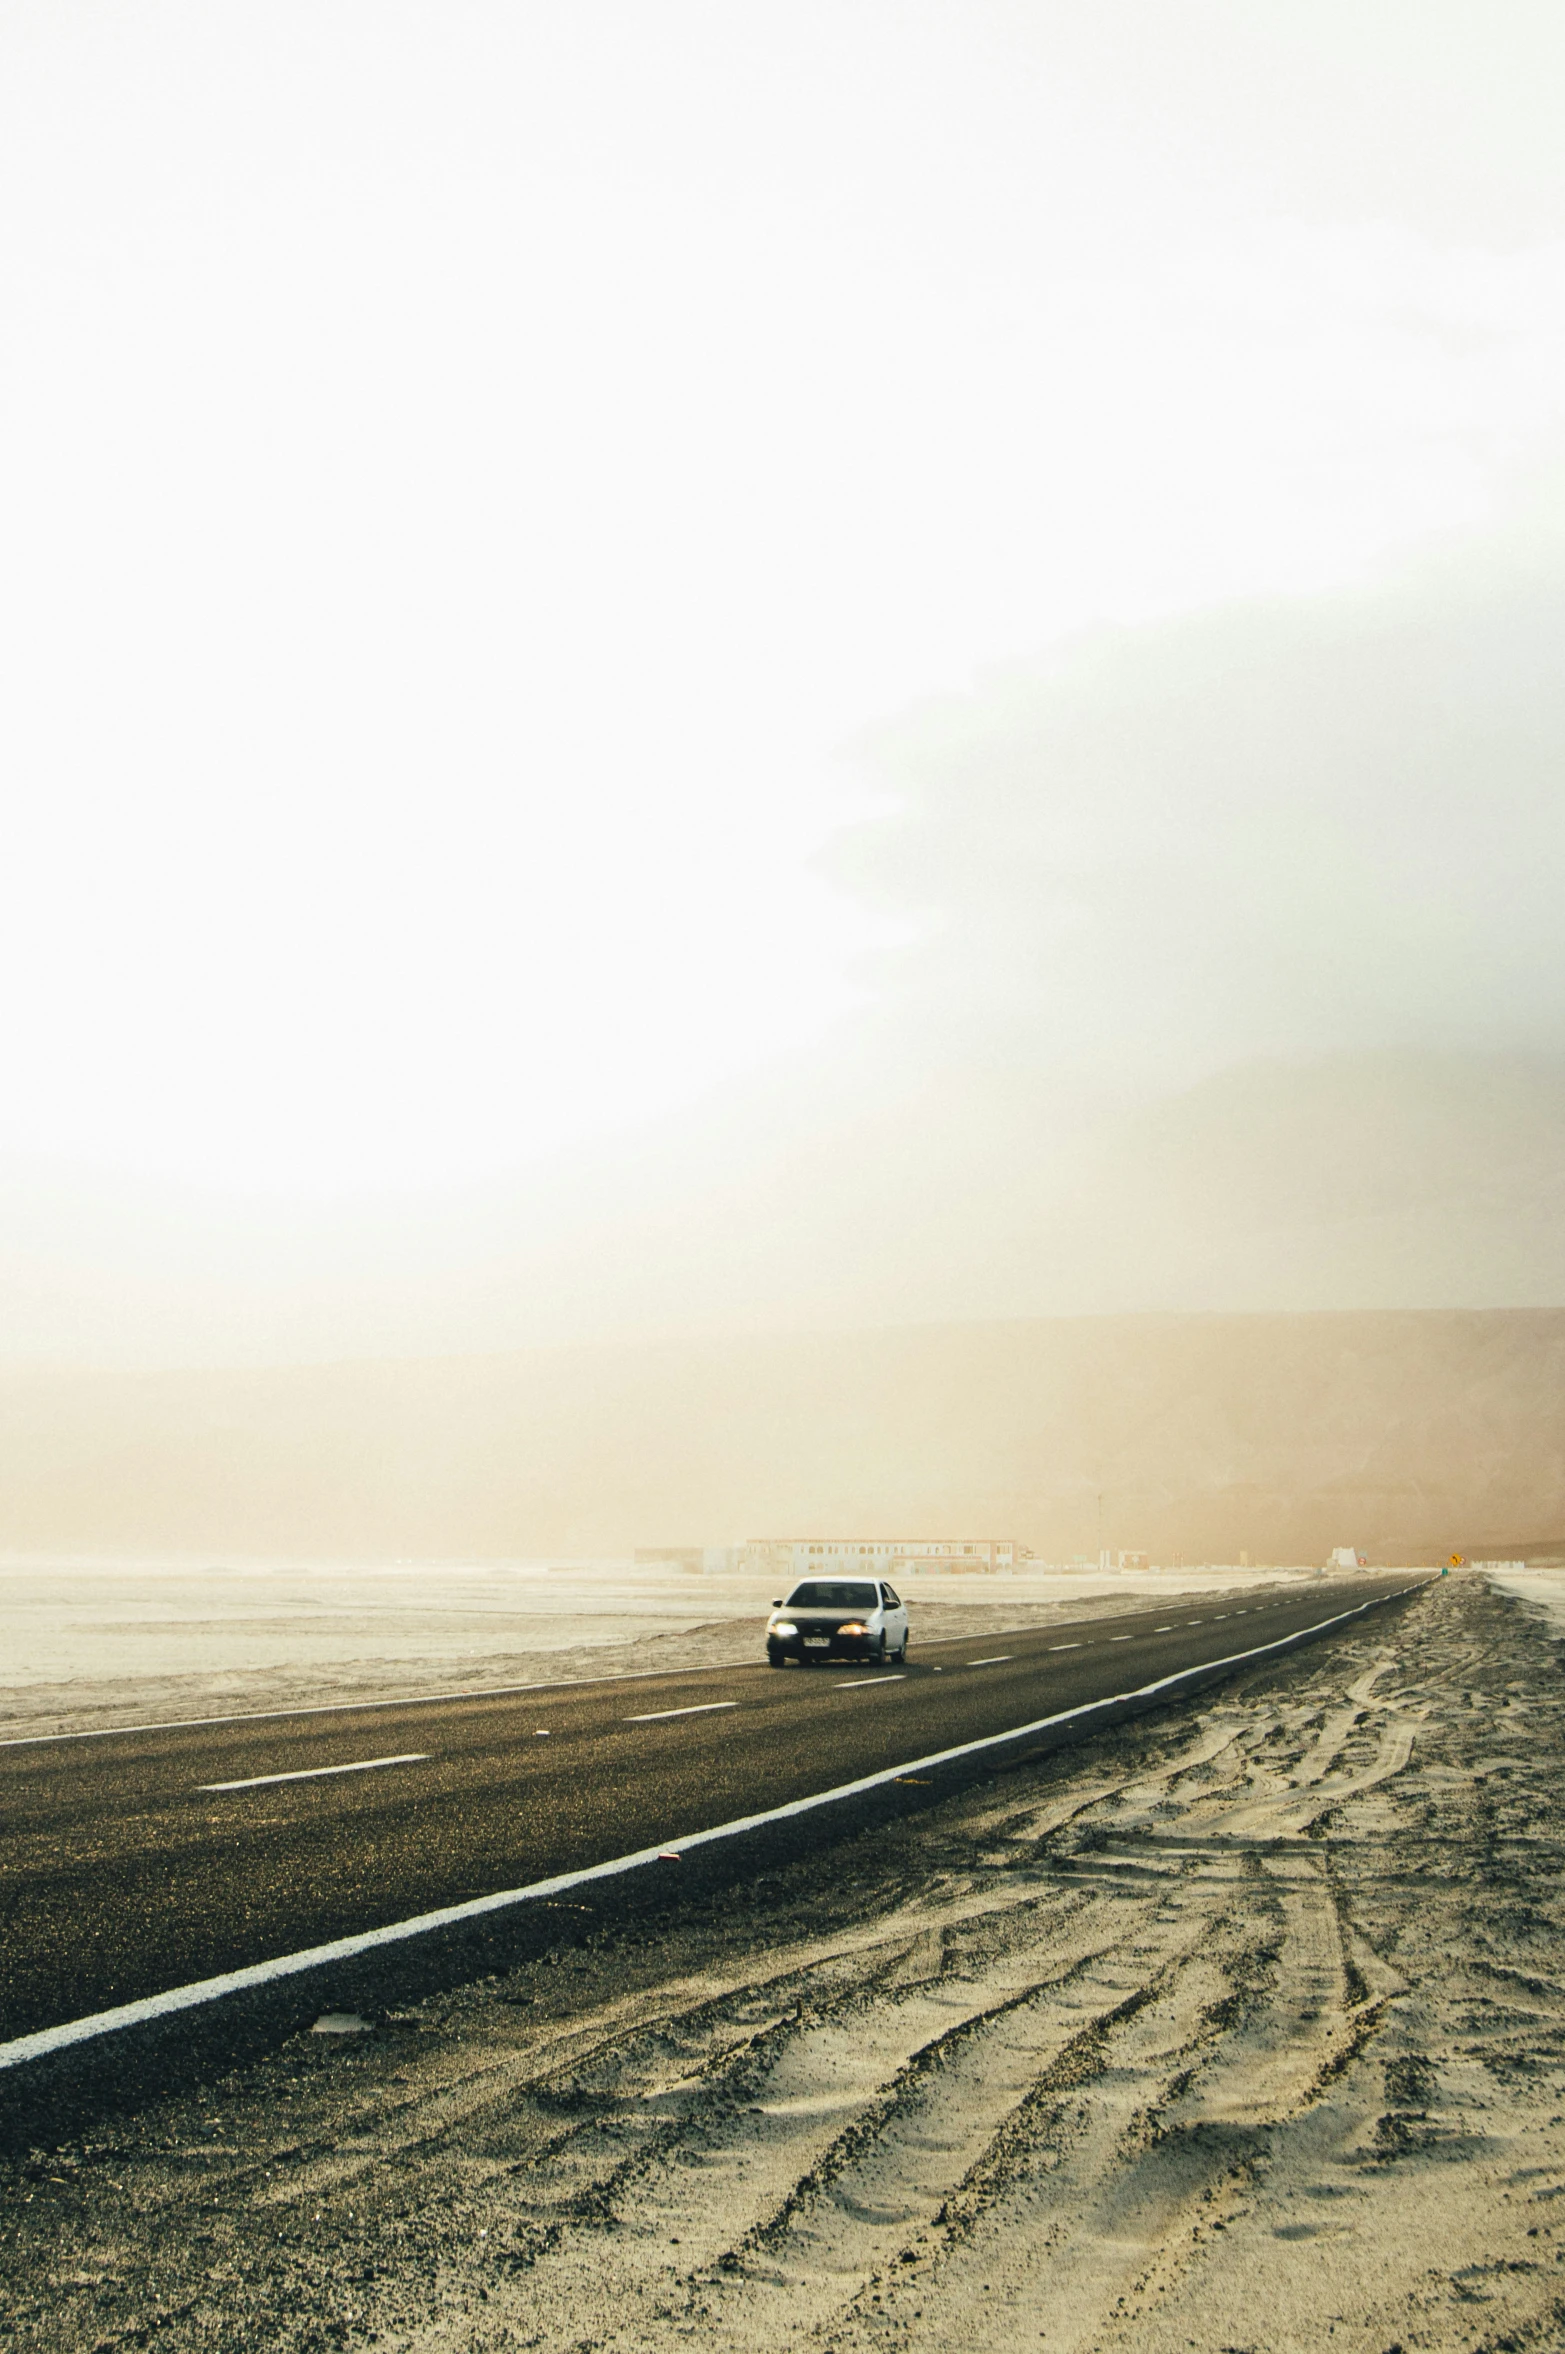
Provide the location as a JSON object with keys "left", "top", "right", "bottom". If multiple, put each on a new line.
{"left": 1, "top": 1307, "right": 1561, "bottom": 1566}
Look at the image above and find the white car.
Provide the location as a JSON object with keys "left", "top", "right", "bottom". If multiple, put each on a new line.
{"left": 766, "top": 1578, "right": 910, "bottom": 1668}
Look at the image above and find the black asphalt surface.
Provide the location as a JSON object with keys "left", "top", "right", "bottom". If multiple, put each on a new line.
{"left": 0, "top": 1576, "right": 1423, "bottom": 2045}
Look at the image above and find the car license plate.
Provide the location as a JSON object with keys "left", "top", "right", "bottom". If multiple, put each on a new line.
{"left": 803, "top": 1636, "right": 830, "bottom": 1647}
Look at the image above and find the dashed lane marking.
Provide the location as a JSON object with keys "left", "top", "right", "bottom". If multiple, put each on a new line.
{"left": 199, "top": 1754, "right": 428, "bottom": 1793}
{"left": 2, "top": 1595, "right": 1364, "bottom": 1749}
{"left": 839, "top": 1675, "right": 907, "bottom": 1689}
{"left": 624, "top": 1702, "right": 739, "bottom": 1723}
{"left": 0, "top": 1581, "right": 1432, "bottom": 2076}
{"left": 967, "top": 1656, "right": 1014, "bottom": 1666}
{"left": 1048, "top": 1642, "right": 1084, "bottom": 1651}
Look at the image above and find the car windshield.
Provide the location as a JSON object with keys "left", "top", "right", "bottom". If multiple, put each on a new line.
{"left": 785, "top": 1581, "right": 878, "bottom": 1610}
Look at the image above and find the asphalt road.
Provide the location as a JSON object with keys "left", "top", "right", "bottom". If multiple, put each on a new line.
{"left": 0, "top": 1576, "right": 1422, "bottom": 2046}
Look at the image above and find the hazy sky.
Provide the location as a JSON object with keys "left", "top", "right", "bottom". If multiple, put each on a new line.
{"left": 845, "top": 508, "right": 1565, "bottom": 1102}
{"left": 3, "top": 4, "right": 1564, "bottom": 1361}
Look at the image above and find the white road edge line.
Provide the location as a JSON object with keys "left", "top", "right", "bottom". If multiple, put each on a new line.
{"left": 198, "top": 1754, "right": 429, "bottom": 1793}
{"left": 0, "top": 1582, "right": 1431, "bottom": 2076}
{"left": 624, "top": 1702, "right": 739, "bottom": 1723}
{"left": 838, "top": 1675, "right": 906, "bottom": 1689}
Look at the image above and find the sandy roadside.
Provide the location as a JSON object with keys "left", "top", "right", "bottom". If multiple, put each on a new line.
{"left": 0, "top": 1562, "right": 1323, "bottom": 1740}
{"left": 6, "top": 1571, "right": 1564, "bottom": 2351}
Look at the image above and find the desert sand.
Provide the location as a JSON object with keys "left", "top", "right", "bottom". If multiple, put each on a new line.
{"left": 0, "top": 1556, "right": 1321, "bottom": 1741}
{"left": 6, "top": 1570, "right": 1563, "bottom": 2351}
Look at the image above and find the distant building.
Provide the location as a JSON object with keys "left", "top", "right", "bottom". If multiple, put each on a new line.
{"left": 1116, "top": 1550, "right": 1150, "bottom": 1570}
{"left": 1326, "top": 1546, "right": 1366, "bottom": 1570}
{"left": 745, "top": 1537, "right": 1028, "bottom": 1581}
{"left": 634, "top": 1546, "right": 745, "bottom": 1575}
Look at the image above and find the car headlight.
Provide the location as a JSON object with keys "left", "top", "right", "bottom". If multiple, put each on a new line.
{"left": 839, "top": 1622, "right": 868, "bottom": 1636}
{"left": 770, "top": 1620, "right": 798, "bottom": 1637}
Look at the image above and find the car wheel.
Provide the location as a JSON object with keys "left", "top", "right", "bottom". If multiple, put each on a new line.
{"left": 767, "top": 1647, "right": 785, "bottom": 1667}
{"left": 874, "top": 1633, "right": 887, "bottom": 1665}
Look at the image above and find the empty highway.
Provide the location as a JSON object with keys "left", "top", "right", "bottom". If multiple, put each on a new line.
{"left": 0, "top": 1575, "right": 1424, "bottom": 2051}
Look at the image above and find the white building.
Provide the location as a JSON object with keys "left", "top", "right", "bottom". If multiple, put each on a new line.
{"left": 746, "top": 1536, "right": 1027, "bottom": 1581}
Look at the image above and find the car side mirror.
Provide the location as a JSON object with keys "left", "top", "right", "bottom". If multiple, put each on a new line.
{"left": 772, "top": 1598, "right": 782, "bottom": 1608}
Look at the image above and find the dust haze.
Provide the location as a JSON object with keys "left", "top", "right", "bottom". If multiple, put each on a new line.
{"left": 0, "top": 13, "right": 1562, "bottom": 1534}
{"left": 9, "top": 16, "right": 1565, "bottom": 2350}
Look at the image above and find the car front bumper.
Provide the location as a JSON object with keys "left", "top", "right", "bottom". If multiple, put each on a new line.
{"left": 767, "top": 1630, "right": 880, "bottom": 1661}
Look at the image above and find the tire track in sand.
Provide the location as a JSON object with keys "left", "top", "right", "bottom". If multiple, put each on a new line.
{"left": 14, "top": 1578, "right": 1565, "bottom": 2354}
